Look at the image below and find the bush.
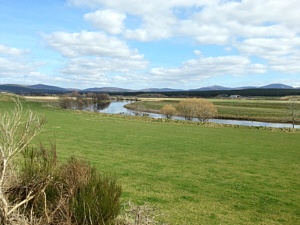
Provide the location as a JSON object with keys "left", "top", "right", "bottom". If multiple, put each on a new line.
{"left": 72, "top": 170, "right": 122, "bottom": 225}
{"left": 59, "top": 96, "right": 72, "bottom": 109}
{"left": 8, "top": 147, "right": 122, "bottom": 225}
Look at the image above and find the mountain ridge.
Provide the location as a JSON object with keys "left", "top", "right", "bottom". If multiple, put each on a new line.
{"left": 0, "top": 83, "right": 299, "bottom": 93}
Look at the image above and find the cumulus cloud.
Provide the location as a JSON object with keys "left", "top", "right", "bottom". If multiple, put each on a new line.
{"left": 69, "top": 0, "right": 300, "bottom": 43}
{"left": 237, "top": 37, "right": 300, "bottom": 57}
{"left": 269, "top": 53, "right": 300, "bottom": 74}
{"left": 61, "top": 56, "right": 149, "bottom": 76}
{"left": 0, "top": 58, "right": 34, "bottom": 77}
{"left": 0, "top": 45, "right": 38, "bottom": 79}
{"left": 68, "top": 0, "right": 216, "bottom": 15}
{"left": 43, "top": 31, "right": 144, "bottom": 58}
{"left": 236, "top": 37, "right": 300, "bottom": 73}
{"left": 42, "top": 30, "right": 150, "bottom": 87}
{"left": 124, "top": 14, "right": 177, "bottom": 41}
{"left": 0, "top": 57, "right": 55, "bottom": 86}
{"left": 149, "top": 55, "right": 267, "bottom": 85}
{"left": 194, "top": 50, "right": 202, "bottom": 55}
{"left": 0, "top": 45, "right": 30, "bottom": 56}
{"left": 84, "top": 9, "right": 126, "bottom": 34}
{"left": 17, "top": 0, "right": 299, "bottom": 88}
{"left": 0, "top": 45, "right": 56, "bottom": 85}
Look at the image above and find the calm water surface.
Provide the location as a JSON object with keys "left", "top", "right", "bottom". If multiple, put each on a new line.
{"left": 83, "top": 101, "right": 300, "bottom": 129}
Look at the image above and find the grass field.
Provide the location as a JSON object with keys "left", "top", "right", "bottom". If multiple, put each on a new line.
{"left": 126, "top": 98, "right": 300, "bottom": 124}
{"left": 0, "top": 99, "right": 299, "bottom": 224}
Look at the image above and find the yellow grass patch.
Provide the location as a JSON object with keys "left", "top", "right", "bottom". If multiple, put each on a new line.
{"left": 24, "top": 96, "right": 60, "bottom": 102}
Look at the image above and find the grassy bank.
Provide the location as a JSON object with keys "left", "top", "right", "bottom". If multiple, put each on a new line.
{"left": 0, "top": 99, "right": 299, "bottom": 224}
{"left": 125, "top": 98, "right": 300, "bottom": 124}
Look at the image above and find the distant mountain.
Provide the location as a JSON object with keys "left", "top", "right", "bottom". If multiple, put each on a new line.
{"left": 1, "top": 83, "right": 297, "bottom": 94}
{"left": 0, "top": 84, "right": 36, "bottom": 93}
{"left": 140, "top": 88, "right": 183, "bottom": 92}
{"left": 190, "top": 84, "right": 295, "bottom": 91}
{"left": 29, "top": 84, "right": 68, "bottom": 91}
{"left": 237, "top": 86, "right": 257, "bottom": 90}
{"left": 0, "top": 84, "right": 68, "bottom": 93}
{"left": 190, "top": 85, "right": 234, "bottom": 91}
{"left": 83, "top": 87, "right": 135, "bottom": 92}
{"left": 259, "top": 83, "right": 294, "bottom": 89}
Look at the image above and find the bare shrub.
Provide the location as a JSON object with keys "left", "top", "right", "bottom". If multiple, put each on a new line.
{"left": 95, "top": 93, "right": 111, "bottom": 102}
{"left": 117, "top": 202, "right": 165, "bottom": 225}
{"left": 287, "top": 100, "right": 300, "bottom": 128}
{"left": 59, "top": 96, "right": 72, "bottom": 109}
{"left": 161, "top": 105, "right": 176, "bottom": 119}
{"left": 0, "top": 101, "right": 46, "bottom": 224}
{"left": 7, "top": 143, "right": 57, "bottom": 224}
{"left": 177, "top": 98, "right": 217, "bottom": 121}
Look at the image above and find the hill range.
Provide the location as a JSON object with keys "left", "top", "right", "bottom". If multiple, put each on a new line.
{"left": 0, "top": 83, "right": 300, "bottom": 97}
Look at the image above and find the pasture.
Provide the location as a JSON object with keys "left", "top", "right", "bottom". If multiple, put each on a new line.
{"left": 0, "top": 98, "right": 299, "bottom": 224}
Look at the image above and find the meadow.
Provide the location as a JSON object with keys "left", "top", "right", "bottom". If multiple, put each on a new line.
{"left": 0, "top": 97, "right": 299, "bottom": 224}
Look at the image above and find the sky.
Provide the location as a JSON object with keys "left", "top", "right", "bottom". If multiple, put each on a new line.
{"left": 0, "top": 0, "right": 300, "bottom": 90}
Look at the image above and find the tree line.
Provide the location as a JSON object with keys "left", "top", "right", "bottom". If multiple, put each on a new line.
{"left": 59, "top": 91, "right": 111, "bottom": 109}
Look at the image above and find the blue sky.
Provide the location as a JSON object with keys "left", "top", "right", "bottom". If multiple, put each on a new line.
{"left": 0, "top": 0, "right": 299, "bottom": 89}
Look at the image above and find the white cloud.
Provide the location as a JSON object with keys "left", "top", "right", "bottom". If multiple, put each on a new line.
{"left": 237, "top": 37, "right": 300, "bottom": 57}
{"left": 0, "top": 45, "right": 30, "bottom": 56}
{"left": 61, "top": 56, "right": 149, "bottom": 76}
{"left": 43, "top": 31, "right": 144, "bottom": 58}
{"left": 84, "top": 9, "right": 126, "bottom": 34}
{"left": 68, "top": 0, "right": 217, "bottom": 15}
{"left": 0, "top": 58, "right": 34, "bottom": 77}
{"left": 70, "top": 0, "right": 300, "bottom": 46}
{"left": 194, "top": 50, "right": 202, "bottom": 55}
{"left": 0, "top": 57, "right": 55, "bottom": 86}
{"left": 124, "top": 14, "right": 177, "bottom": 41}
{"left": 236, "top": 37, "right": 300, "bottom": 73}
{"left": 178, "top": 20, "right": 229, "bottom": 45}
{"left": 0, "top": 45, "right": 56, "bottom": 85}
{"left": 269, "top": 53, "right": 300, "bottom": 74}
{"left": 0, "top": 45, "right": 38, "bottom": 78}
{"left": 42, "top": 30, "right": 150, "bottom": 87}
{"left": 149, "top": 55, "right": 267, "bottom": 85}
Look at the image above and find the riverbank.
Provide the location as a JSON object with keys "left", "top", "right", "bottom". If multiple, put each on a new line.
{"left": 124, "top": 98, "right": 300, "bottom": 125}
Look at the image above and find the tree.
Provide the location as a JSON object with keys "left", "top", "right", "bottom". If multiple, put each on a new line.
{"left": 176, "top": 98, "right": 217, "bottom": 121}
{"left": 96, "top": 93, "right": 111, "bottom": 102}
{"left": 69, "top": 91, "right": 81, "bottom": 98}
{"left": 59, "top": 95, "right": 72, "bottom": 109}
{"left": 161, "top": 104, "right": 177, "bottom": 119}
{"left": 193, "top": 98, "right": 218, "bottom": 122}
{"left": 176, "top": 99, "right": 195, "bottom": 120}
{"left": 288, "top": 100, "right": 299, "bottom": 129}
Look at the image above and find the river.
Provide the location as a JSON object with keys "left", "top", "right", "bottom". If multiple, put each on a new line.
{"left": 82, "top": 101, "right": 300, "bottom": 129}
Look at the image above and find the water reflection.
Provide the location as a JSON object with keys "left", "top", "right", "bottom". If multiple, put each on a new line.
{"left": 78, "top": 101, "right": 299, "bottom": 129}
{"left": 83, "top": 101, "right": 132, "bottom": 114}
{"left": 146, "top": 113, "right": 300, "bottom": 129}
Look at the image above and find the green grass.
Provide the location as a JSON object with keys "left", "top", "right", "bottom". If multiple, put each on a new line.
{"left": 0, "top": 100, "right": 299, "bottom": 224}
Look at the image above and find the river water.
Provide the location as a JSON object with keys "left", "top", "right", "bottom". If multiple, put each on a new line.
{"left": 82, "top": 101, "right": 300, "bottom": 129}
